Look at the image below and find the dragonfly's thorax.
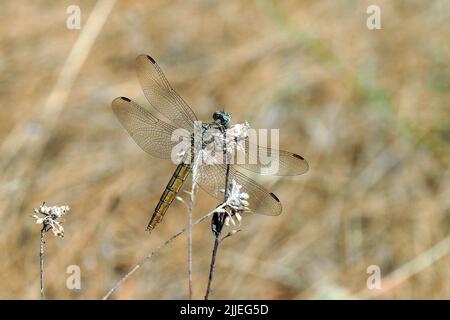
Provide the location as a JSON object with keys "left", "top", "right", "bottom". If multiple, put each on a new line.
{"left": 198, "top": 122, "right": 220, "bottom": 150}
{"left": 192, "top": 117, "right": 231, "bottom": 154}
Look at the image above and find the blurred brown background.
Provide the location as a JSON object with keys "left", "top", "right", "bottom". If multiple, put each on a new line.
{"left": 0, "top": 0, "right": 449, "bottom": 299}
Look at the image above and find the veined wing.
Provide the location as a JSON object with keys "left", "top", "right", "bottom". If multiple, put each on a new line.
{"left": 194, "top": 164, "right": 282, "bottom": 216}
{"left": 136, "top": 54, "right": 197, "bottom": 132}
{"left": 236, "top": 138, "right": 309, "bottom": 176}
{"left": 112, "top": 97, "right": 189, "bottom": 159}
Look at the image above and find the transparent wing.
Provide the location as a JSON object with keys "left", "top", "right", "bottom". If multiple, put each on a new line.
{"left": 112, "top": 96, "right": 190, "bottom": 159}
{"left": 235, "top": 138, "right": 309, "bottom": 176}
{"left": 194, "top": 164, "right": 282, "bottom": 216}
{"left": 136, "top": 54, "right": 197, "bottom": 132}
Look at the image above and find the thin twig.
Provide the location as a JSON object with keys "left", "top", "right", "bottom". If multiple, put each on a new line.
{"left": 39, "top": 226, "right": 45, "bottom": 300}
{"left": 220, "top": 229, "right": 241, "bottom": 243}
{"left": 102, "top": 205, "right": 223, "bottom": 300}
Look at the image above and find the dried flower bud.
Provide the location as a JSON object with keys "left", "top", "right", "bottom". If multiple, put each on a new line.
{"left": 31, "top": 203, "right": 70, "bottom": 238}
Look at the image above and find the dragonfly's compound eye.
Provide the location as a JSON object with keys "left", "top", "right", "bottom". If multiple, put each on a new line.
{"left": 213, "top": 111, "right": 232, "bottom": 128}
{"left": 212, "top": 111, "right": 221, "bottom": 121}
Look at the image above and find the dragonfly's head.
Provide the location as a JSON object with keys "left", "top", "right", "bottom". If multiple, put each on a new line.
{"left": 213, "top": 110, "right": 231, "bottom": 129}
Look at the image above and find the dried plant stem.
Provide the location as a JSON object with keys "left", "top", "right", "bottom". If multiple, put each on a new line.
{"left": 187, "top": 180, "right": 196, "bottom": 299}
{"left": 102, "top": 206, "right": 222, "bottom": 300}
{"left": 39, "top": 226, "right": 45, "bottom": 300}
{"left": 204, "top": 233, "right": 220, "bottom": 300}
{"left": 187, "top": 153, "right": 200, "bottom": 299}
{"left": 204, "top": 160, "right": 231, "bottom": 300}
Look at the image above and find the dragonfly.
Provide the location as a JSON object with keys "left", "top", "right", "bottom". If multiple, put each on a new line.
{"left": 112, "top": 54, "right": 309, "bottom": 233}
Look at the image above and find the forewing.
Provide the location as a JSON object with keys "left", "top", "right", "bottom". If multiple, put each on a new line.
{"left": 136, "top": 55, "right": 197, "bottom": 132}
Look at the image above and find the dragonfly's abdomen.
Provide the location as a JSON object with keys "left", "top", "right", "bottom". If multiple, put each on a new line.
{"left": 146, "top": 163, "right": 190, "bottom": 233}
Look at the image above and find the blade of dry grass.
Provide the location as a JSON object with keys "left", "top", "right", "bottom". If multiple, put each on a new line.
{"left": 359, "top": 235, "right": 450, "bottom": 298}
{"left": 0, "top": 0, "right": 116, "bottom": 217}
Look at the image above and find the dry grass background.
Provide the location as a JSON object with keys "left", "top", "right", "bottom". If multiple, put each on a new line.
{"left": 0, "top": 0, "right": 449, "bottom": 299}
